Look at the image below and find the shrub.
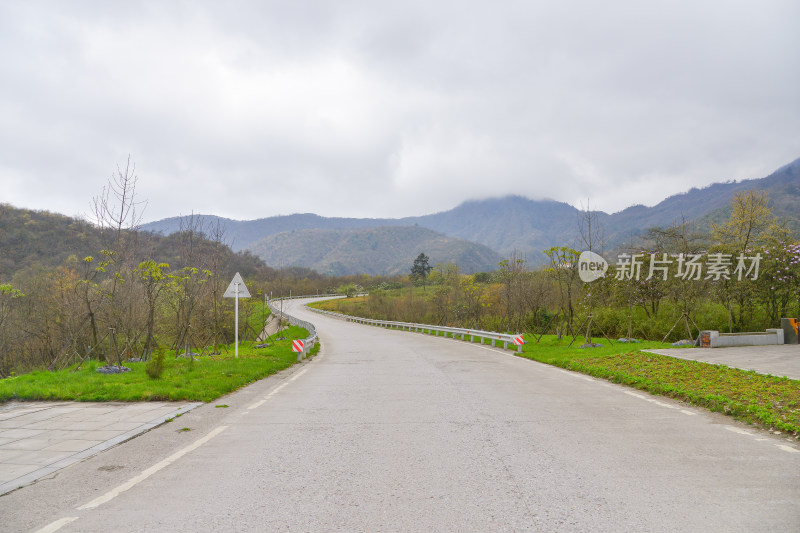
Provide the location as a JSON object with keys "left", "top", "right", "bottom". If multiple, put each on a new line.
{"left": 145, "top": 348, "right": 166, "bottom": 379}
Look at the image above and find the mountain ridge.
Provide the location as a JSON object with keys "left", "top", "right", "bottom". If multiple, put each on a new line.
{"left": 140, "top": 156, "right": 800, "bottom": 270}
{"left": 247, "top": 226, "right": 502, "bottom": 276}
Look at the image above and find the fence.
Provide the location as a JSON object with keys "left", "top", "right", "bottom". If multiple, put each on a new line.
{"left": 267, "top": 294, "right": 338, "bottom": 359}
{"left": 269, "top": 294, "right": 526, "bottom": 357}
{"left": 309, "top": 307, "right": 525, "bottom": 352}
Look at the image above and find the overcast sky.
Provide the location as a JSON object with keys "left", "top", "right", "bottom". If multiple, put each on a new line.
{"left": 1, "top": 1, "right": 798, "bottom": 223}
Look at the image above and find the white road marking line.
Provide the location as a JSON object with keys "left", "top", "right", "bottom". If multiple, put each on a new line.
{"left": 474, "top": 344, "right": 518, "bottom": 358}
{"left": 725, "top": 427, "right": 800, "bottom": 453}
{"left": 289, "top": 367, "right": 309, "bottom": 382}
{"left": 623, "top": 390, "right": 688, "bottom": 411}
{"left": 555, "top": 368, "right": 596, "bottom": 382}
{"left": 724, "top": 426, "right": 753, "bottom": 436}
{"left": 245, "top": 359, "right": 312, "bottom": 411}
{"left": 650, "top": 399, "right": 678, "bottom": 409}
{"left": 266, "top": 381, "right": 289, "bottom": 398}
{"left": 34, "top": 516, "right": 78, "bottom": 533}
{"left": 777, "top": 444, "right": 799, "bottom": 454}
{"left": 77, "top": 425, "right": 228, "bottom": 510}
{"left": 247, "top": 399, "right": 267, "bottom": 410}
{"left": 247, "top": 382, "right": 290, "bottom": 410}
{"left": 623, "top": 391, "right": 646, "bottom": 399}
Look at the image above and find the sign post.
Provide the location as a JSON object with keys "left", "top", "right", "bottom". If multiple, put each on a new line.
{"left": 223, "top": 273, "right": 251, "bottom": 358}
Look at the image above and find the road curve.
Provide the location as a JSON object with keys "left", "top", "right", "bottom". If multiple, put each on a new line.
{"left": 8, "top": 297, "right": 800, "bottom": 532}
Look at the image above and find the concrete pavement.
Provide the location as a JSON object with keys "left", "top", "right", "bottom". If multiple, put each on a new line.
{"left": 2, "top": 298, "right": 790, "bottom": 532}
{"left": 1, "top": 300, "right": 798, "bottom": 531}
{"left": 0, "top": 401, "right": 199, "bottom": 495}
{"left": 645, "top": 344, "right": 800, "bottom": 380}
{"left": 0, "top": 320, "right": 797, "bottom": 503}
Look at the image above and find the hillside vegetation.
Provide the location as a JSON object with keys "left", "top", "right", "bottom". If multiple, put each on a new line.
{"left": 0, "top": 202, "right": 358, "bottom": 377}
{"left": 247, "top": 226, "right": 503, "bottom": 275}
{"left": 0, "top": 204, "right": 269, "bottom": 281}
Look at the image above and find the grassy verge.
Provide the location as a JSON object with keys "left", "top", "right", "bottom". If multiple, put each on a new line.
{"left": 0, "top": 326, "right": 313, "bottom": 403}
{"left": 519, "top": 335, "right": 800, "bottom": 438}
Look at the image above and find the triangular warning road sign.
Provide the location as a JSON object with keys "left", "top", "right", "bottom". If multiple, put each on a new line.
{"left": 223, "top": 272, "right": 251, "bottom": 298}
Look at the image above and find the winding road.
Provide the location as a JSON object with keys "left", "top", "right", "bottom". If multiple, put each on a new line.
{"left": 4, "top": 297, "right": 799, "bottom": 532}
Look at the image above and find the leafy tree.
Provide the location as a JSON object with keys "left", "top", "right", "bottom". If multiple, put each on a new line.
{"left": 336, "top": 283, "right": 359, "bottom": 297}
{"left": 497, "top": 253, "right": 527, "bottom": 331}
{"left": 711, "top": 190, "right": 790, "bottom": 330}
{"left": 753, "top": 241, "right": 800, "bottom": 323}
{"left": 543, "top": 247, "right": 580, "bottom": 337}
{"left": 711, "top": 190, "right": 789, "bottom": 252}
{"left": 410, "top": 253, "right": 433, "bottom": 290}
{"left": 0, "top": 284, "right": 24, "bottom": 376}
{"left": 136, "top": 260, "right": 170, "bottom": 358}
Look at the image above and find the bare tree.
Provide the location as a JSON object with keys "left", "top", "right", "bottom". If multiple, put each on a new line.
{"left": 207, "top": 218, "right": 231, "bottom": 347}
{"left": 91, "top": 156, "right": 146, "bottom": 365}
{"left": 577, "top": 199, "right": 605, "bottom": 253}
{"left": 92, "top": 155, "right": 146, "bottom": 266}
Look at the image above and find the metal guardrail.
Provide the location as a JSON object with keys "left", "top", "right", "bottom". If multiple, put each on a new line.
{"left": 269, "top": 294, "right": 526, "bottom": 357}
{"left": 308, "top": 307, "right": 525, "bottom": 352}
{"left": 267, "top": 294, "right": 340, "bottom": 360}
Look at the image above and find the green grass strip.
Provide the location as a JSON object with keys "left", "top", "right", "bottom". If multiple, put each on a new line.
{"left": 0, "top": 326, "right": 313, "bottom": 403}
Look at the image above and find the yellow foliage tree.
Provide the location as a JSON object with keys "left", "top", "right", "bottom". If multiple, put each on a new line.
{"left": 711, "top": 190, "right": 789, "bottom": 252}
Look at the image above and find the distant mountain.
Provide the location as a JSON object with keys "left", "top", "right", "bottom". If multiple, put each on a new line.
{"left": 400, "top": 196, "right": 583, "bottom": 261}
{"left": 247, "top": 226, "right": 503, "bottom": 276}
{"left": 142, "top": 157, "right": 800, "bottom": 270}
{"left": 142, "top": 213, "right": 394, "bottom": 252}
{"left": 604, "top": 157, "right": 800, "bottom": 241}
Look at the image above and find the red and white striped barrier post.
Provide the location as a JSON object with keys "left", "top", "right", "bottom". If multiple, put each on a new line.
{"left": 292, "top": 339, "right": 305, "bottom": 360}
{"left": 513, "top": 334, "right": 525, "bottom": 352}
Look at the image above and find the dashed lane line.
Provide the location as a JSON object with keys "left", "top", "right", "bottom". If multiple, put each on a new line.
{"left": 481, "top": 346, "right": 797, "bottom": 454}
{"left": 245, "top": 353, "right": 314, "bottom": 411}
{"left": 34, "top": 517, "right": 78, "bottom": 533}
{"left": 37, "top": 425, "right": 230, "bottom": 532}
{"left": 77, "top": 425, "right": 229, "bottom": 510}
{"left": 508, "top": 352, "right": 796, "bottom": 453}
{"left": 777, "top": 445, "right": 800, "bottom": 454}
{"left": 247, "top": 382, "right": 288, "bottom": 410}
{"left": 725, "top": 426, "right": 753, "bottom": 436}
{"left": 245, "top": 365, "right": 310, "bottom": 411}
{"left": 38, "top": 336, "right": 323, "bottom": 531}
{"left": 725, "top": 425, "right": 800, "bottom": 454}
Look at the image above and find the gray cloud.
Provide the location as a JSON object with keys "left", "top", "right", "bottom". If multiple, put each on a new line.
{"left": 1, "top": 0, "right": 798, "bottom": 223}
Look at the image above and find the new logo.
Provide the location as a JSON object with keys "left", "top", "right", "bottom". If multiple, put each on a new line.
{"left": 578, "top": 251, "right": 608, "bottom": 283}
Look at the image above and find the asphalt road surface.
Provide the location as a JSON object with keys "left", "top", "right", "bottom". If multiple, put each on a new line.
{"left": 3, "top": 298, "right": 798, "bottom": 532}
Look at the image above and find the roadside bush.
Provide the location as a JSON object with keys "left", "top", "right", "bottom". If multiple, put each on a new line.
{"left": 145, "top": 348, "right": 166, "bottom": 379}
